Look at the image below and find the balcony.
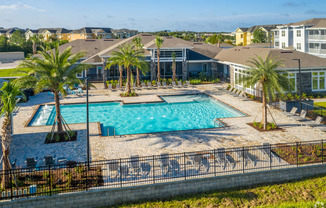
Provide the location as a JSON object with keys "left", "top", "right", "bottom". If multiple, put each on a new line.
{"left": 309, "top": 35, "right": 326, "bottom": 41}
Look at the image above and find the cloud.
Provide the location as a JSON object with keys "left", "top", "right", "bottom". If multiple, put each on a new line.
{"left": 0, "top": 3, "right": 45, "bottom": 11}
{"left": 107, "top": 15, "right": 114, "bottom": 18}
{"left": 305, "top": 10, "right": 326, "bottom": 15}
{"left": 282, "top": 2, "right": 305, "bottom": 7}
{"left": 128, "top": 18, "right": 135, "bottom": 21}
{"left": 281, "top": 13, "right": 290, "bottom": 17}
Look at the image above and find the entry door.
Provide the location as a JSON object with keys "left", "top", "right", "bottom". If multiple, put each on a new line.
{"left": 97, "top": 66, "right": 102, "bottom": 78}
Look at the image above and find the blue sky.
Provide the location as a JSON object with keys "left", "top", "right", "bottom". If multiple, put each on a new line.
{"left": 0, "top": 0, "right": 326, "bottom": 32}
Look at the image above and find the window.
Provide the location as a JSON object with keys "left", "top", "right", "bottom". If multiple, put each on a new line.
{"left": 281, "top": 42, "right": 285, "bottom": 48}
{"left": 275, "top": 42, "right": 279, "bottom": 47}
{"left": 283, "top": 73, "right": 296, "bottom": 92}
{"left": 310, "top": 43, "right": 319, "bottom": 49}
{"left": 76, "top": 71, "right": 83, "bottom": 78}
{"left": 202, "top": 63, "right": 207, "bottom": 73}
{"left": 274, "top": 31, "right": 279, "bottom": 36}
{"left": 240, "top": 34, "right": 243, "bottom": 38}
{"left": 281, "top": 31, "right": 285, "bottom": 37}
{"left": 297, "top": 43, "right": 302, "bottom": 50}
{"left": 312, "top": 71, "right": 326, "bottom": 91}
{"left": 296, "top": 30, "right": 301, "bottom": 37}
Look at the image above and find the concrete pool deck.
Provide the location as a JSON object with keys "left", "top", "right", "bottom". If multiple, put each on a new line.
{"left": 2, "top": 83, "right": 325, "bottom": 167}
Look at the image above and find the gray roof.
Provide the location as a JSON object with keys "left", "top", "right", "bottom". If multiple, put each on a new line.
{"left": 27, "top": 28, "right": 72, "bottom": 34}
{"left": 215, "top": 46, "right": 326, "bottom": 69}
{"left": 71, "top": 27, "right": 112, "bottom": 34}
{"left": 237, "top": 25, "right": 280, "bottom": 33}
{"left": 145, "top": 36, "right": 194, "bottom": 49}
{"left": 0, "top": 28, "right": 24, "bottom": 34}
{"left": 191, "top": 42, "right": 223, "bottom": 59}
{"left": 282, "top": 18, "right": 326, "bottom": 29}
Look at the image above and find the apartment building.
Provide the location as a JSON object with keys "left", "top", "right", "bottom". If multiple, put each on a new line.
{"left": 25, "top": 28, "right": 72, "bottom": 41}
{"left": 235, "top": 25, "right": 279, "bottom": 46}
{"left": 273, "top": 18, "right": 326, "bottom": 58}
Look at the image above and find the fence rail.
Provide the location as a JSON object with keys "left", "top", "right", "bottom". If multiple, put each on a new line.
{"left": 0, "top": 140, "right": 325, "bottom": 201}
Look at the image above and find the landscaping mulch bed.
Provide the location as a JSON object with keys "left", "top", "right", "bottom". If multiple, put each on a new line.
{"left": 247, "top": 123, "right": 284, "bottom": 132}
{"left": 273, "top": 143, "right": 326, "bottom": 165}
{"left": 45, "top": 131, "right": 77, "bottom": 144}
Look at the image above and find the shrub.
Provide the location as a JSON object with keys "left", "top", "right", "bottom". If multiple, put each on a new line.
{"left": 226, "top": 84, "right": 231, "bottom": 90}
{"left": 253, "top": 121, "right": 258, "bottom": 127}
{"left": 151, "top": 80, "right": 156, "bottom": 86}
{"left": 294, "top": 94, "right": 300, "bottom": 100}
{"left": 271, "top": 123, "right": 277, "bottom": 129}
{"left": 286, "top": 93, "right": 294, "bottom": 101}
{"left": 302, "top": 93, "right": 308, "bottom": 99}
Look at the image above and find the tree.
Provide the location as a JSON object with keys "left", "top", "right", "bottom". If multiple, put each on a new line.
{"left": 30, "top": 35, "right": 41, "bottom": 55}
{"left": 17, "top": 43, "right": 88, "bottom": 134}
{"left": 106, "top": 44, "right": 147, "bottom": 94}
{"left": 241, "top": 56, "right": 292, "bottom": 130}
{"left": 10, "top": 30, "right": 25, "bottom": 45}
{"left": 252, "top": 28, "right": 267, "bottom": 43}
{"left": 206, "top": 34, "right": 224, "bottom": 47}
{"left": 171, "top": 52, "right": 177, "bottom": 81}
{"left": 0, "top": 35, "right": 8, "bottom": 52}
{"left": 0, "top": 82, "right": 24, "bottom": 188}
{"left": 155, "top": 36, "right": 164, "bottom": 82}
{"left": 133, "top": 37, "right": 143, "bottom": 86}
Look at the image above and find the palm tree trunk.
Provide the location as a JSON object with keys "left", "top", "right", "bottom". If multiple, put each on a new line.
{"left": 136, "top": 68, "right": 140, "bottom": 86}
{"left": 172, "top": 61, "right": 176, "bottom": 81}
{"left": 119, "top": 65, "right": 123, "bottom": 88}
{"left": 1, "top": 116, "right": 12, "bottom": 189}
{"left": 157, "top": 49, "right": 161, "bottom": 82}
{"left": 218, "top": 40, "right": 220, "bottom": 48}
{"left": 126, "top": 67, "right": 131, "bottom": 93}
{"left": 54, "top": 91, "right": 64, "bottom": 133}
{"left": 32, "top": 42, "right": 37, "bottom": 55}
{"left": 262, "top": 91, "right": 267, "bottom": 130}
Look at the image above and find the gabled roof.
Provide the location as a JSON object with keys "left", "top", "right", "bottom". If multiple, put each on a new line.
{"left": 71, "top": 27, "right": 112, "bottom": 34}
{"left": 191, "top": 42, "right": 223, "bottom": 59}
{"left": 0, "top": 28, "right": 24, "bottom": 34}
{"left": 236, "top": 28, "right": 249, "bottom": 32}
{"left": 282, "top": 18, "right": 326, "bottom": 28}
{"left": 215, "top": 46, "right": 326, "bottom": 69}
{"left": 145, "top": 36, "right": 194, "bottom": 49}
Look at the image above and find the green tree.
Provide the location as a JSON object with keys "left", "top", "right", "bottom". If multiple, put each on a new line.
{"left": 0, "top": 82, "right": 24, "bottom": 188}
{"left": 10, "top": 30, "right": 25, "bottom": 45}
{"left": 30, "top": 35, "right": 41, "bottom": 55}
{"left": 132, "top": 37, "right": 143, "bottom": 86}
{"left": 206, "top": 34, "right": 224, "bottom": 47}
{"left": 0, "top": 35, "right": 8, "bottom": 52}
{"left": 106, "top": 44, "right": 147, "bottom": 94}
{"left": 17, "top": 43, "right": 88, "bottom": 133}
{"left": 252, "top": 28, "right": 267, "bottom": 43}
{"left": 154, "top": 36, "right": 164, "bottom": 82}
{"left": 240, "top": 56, "right": 292, "bottom": 130}
{"left": 171, "top": 52, "right": 177, "bottom": 81}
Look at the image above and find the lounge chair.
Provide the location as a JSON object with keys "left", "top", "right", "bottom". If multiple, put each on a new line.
{"left": 259, "top": 143, "right": 281, "bottom": 163}
{"left": 163, "top": 82, "right": 169, "bottom": 88}
{"left": 227, "top": 87, "right": 234, "bottom": 93}
{"left": 107, "top": 160, "right": 129, "bottom": 182}
{"left": 157, "top": 153, "right": 180, "bottom": 176}
{"left": 215, "top": 148, "right": 236, "bottom": 170}
{"left": 147, "top": 82, "right": 154, "bottom": 89}
{"left": 300, "top": 116, "right": 323, "bottom": 128}
{"left": 25, "top": 158, "right": 37, "bottom": 168}
{"left": 184, "top": 81, "right": 190, "bottom": 87}
{"left": 177, "top": 81, "right": 183, "bottom": 88}
{"left": 234, "top": 148, "right": 256, "bottom": 166}
{"left": 44, "top": 156, "right": 55, "bottom": 166}
{"left": 171, "top": 81, "right": 177, "bottom": 88}
{"left": 157, "top": 82, "right": 163, "bottom": 89}
{"left": 108, "top": 84, "right": 113, "bottom": 91}
{"left": 141, "top": 82, "right": 148, "bottom": 89}
{"left": 129, "top": 155, "right": 151, "bottom": 179}
{"left": 289, "top": 110, "right": 308, "bottom": 121}
{"left": 116, "top": 84, "right": 123, "bottom": 91}
{"left": 283, "top": 107, "right": 298, "bottom": 117}
{"left": 238, "top": 91, "right": 249, "bottom": 100}
{"left": 186, "top": 153, "right": 210, "bottom": 173}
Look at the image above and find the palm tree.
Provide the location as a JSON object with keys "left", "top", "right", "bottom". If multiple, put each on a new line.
{"left": 241, "top": 55, "right": 292, "bottom": 130}
{"left": 106, "top": 44, "right": 147, "bottom": 94}
{"left": 30, "top": 35, "right": 40, "bottom": 55}
{"left": 206, "top": 34, "right": 223, "bottom": 47}
{"left": 17, "top": 43, "right": 88, "bottom": 134}
{"left": 132, "top": 37, "right": 143, "bottom": 86}
{"left": 171, "top": 52, "right": 177, "bottom": 81}
{"left": 0, "top": 82, "right": 24, "bottom": 188}
{"left": 155, "top": 36, "right": 164, "bottom": 82}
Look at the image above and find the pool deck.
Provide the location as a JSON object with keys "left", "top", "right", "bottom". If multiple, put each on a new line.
{"left": 2, "top": 83, "right": 326, "bottom": 167}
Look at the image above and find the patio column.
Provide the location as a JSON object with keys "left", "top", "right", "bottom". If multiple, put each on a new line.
{"left": 182, "top": 60, "right": 187, "bottom": 80}
{"left": 211, "top": 62, "right": 218, "bottom": 78}
{"left": 151, "top": 60, "right": 156, "bottom": 81}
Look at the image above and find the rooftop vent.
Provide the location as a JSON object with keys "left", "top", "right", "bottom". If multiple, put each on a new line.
{"left": 85, "top": 39, "right": 96, "bottom": 41}
{"left": 242, "top": 47, "right": 250, "bottom": 49}
{"left": 193, "top": 42, "right": 203, "bottom": 45}
{"left": 281, "top": 51, "right": 293, "bottom": 53}
{"left": 165, "top": 36, "right": 172, "bottom": 39}
{"left": 104, "top": 39, "right": 114, "bottom": 41}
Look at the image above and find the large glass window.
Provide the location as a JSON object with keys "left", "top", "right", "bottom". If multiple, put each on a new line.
{"left": 281, "top": 31, "right": 285, "bottom": 37}
{"left": 297, "top": 30, "right": 301, "bottom": 37}
{"left": 296, "top": 43, "right": 301, "bottom": 50}
{"left": 283, "top": 72, "right": 296, "bottom": 91}
{"left": 281, "top": 42, "right": 285, "bottom": 48}
{"left": 312, "top": 71, "right": 326, "bottom": 91}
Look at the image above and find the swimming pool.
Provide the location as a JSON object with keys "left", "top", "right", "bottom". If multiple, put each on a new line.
{"left": 29, "top": 94, "right": 245, "bottom": 136}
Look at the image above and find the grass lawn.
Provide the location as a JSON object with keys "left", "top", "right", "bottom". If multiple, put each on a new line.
{"left": 0, "top": 68, "right": 30, "bottom": 77}
{"left": 114, "top": 174, "right": 326, "bottom": 208}
{"left": 314, "top": 102, "right": 326, "bottom": 117}
{"left": 315, "top": 102, "right": 326, "bottom": 108}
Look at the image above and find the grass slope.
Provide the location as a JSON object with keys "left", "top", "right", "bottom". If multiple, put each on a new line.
{"left": 316, "top": 102, "right": 326, "bottom": 108}
{"left": 0, "top": 68, "right": 29, "bottom": 77}
{"left": 114, "top": 174, "right": 326, "bottom": 208}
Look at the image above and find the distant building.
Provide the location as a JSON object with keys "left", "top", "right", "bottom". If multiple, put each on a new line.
{"left": 273, "top": 18, "right": 326, "bottom": 58}
{"left": 0, "top": 28, "right": 25, "bottom": 39}
{"left": 111, "top": 29, "right": 138, "bottom": 39}
{"left": 235, "top": 25, "right": 279, "bottom": 46}
{"left": 25, "top": 28, "right": 72, "bottom": 41}
{"left": 69, "top": 27, "right": 113, "bottom": 41}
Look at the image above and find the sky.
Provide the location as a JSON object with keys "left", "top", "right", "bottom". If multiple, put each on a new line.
{"left": 0, "top": 0, "right": 326, "bottom": 32}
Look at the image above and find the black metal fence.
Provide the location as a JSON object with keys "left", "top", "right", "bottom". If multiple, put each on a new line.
{"left": 0, "top": 140, "right": 325, "bottom": 201}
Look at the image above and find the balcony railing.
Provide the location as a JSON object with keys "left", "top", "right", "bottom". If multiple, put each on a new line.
{"left": 309, "top": 35, "right": 326, "bottom": 40}
{"left": 309, "top": 48, "right": 320, "bottom": 54}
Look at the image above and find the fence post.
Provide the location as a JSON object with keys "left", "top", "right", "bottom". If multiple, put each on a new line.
{"left": 214, "top": 149, "right": 216, "bottom": 177}
{"left": 152, "top": 155, "right": 155, "bottom": 184}
{"left": 119, "top": 158, "right": 122, "bottom": 188}
{"left": 242, "top": 147, "right": 245, "bottom": 173}
{"left": 269, "top": 144, "right": 272, "bottom": 170}
{"left": 85, "top": 161, "right": 88, "bottom": 191}
{"left": 322, "top": 140, "right": 324, "bottom": 164}
{"left": 9, "top": 168, "right": 12, "bottom": 200}
{"left": 49, "top": 165, "right": 52, "bottom": 196}
{"left": 184, "top": 153, "right": 187, "bottom": 180}
{"left": 296, "top": 142, "right": 299, "bottom": 167}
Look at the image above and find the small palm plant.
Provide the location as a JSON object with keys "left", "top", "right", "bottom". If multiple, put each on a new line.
{"left": 106, "top": 44, "right": 148, "bottom": 94}
{"left": 240, "top": 55, "right": 293, "bottom": 130}
{"left": 17, "top": 43, "right": 88, "bottom": 135}
{"left": 155, "top": 36, "right": 164, "bottom": 82}
{"left": 0, "top": 82, "right": 25, "bottom": 188}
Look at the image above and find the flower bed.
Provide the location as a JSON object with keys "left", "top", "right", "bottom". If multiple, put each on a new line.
{"left": 45, "top": 131, "right": 77, "bottom": 144}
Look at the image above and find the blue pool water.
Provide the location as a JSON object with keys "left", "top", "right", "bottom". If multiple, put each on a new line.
{"left": 29, "top": 94, "right": 245, "bottom": 136}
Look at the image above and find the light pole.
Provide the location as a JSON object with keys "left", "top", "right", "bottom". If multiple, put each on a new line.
{"left": 85, "top": 76, "right": 90, "bottom": 168}
{"left": 292, "top": 59, "right": 302, "bottom": 111}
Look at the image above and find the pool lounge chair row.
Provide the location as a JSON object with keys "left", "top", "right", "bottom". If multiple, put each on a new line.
{"left": 108, "top": 81, "right": 191, "bottom": 91}
{"left": 283, "top": 107, "right": 326, "bottom": 133}
{"left": 223, "top": 86, "right": 249, "bottom": 100}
